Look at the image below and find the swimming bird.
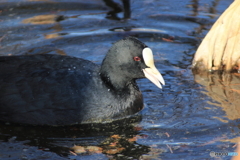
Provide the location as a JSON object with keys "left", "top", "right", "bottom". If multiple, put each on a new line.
{"left": 0, "top": 37, "right": 164, "bottom": 125}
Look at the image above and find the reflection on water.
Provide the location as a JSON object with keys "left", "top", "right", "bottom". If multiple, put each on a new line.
{"left": 194, "top": 71, "right": 240, "bottom": 121}
{"left": 0, "top": 116, "right": 150, "bottom": 159}
{"left": 103, "top": 0, "right": 131, "bottom": 20}
{"left": 22, "top": 14, "right": 64, "bottom": 24}
{"left": 193, "top": 71, "right": 240, "bottom": 159}
{"left": 70, "top": 134, "right": 149, "bottom": 158}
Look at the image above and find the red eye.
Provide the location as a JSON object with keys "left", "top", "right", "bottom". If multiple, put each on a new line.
{"left": 133, "top": 56, "right": 141, "bottom": 61}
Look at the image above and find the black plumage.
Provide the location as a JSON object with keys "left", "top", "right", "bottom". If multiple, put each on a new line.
{"left": 0, "top": 37, "right": 164, "bottom": 125}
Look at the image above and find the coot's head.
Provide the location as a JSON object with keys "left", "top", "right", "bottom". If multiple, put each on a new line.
{"left": 100, "top": 37, "right": 165, "bottom": 90}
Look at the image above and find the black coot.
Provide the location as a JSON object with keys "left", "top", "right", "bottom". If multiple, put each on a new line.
{"left": 0, "top": 37, "right": 165, "bottom": 125}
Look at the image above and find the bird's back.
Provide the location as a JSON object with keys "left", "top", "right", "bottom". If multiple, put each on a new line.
{"left": 0, "top": 54, "right": 100, "bottom": 125}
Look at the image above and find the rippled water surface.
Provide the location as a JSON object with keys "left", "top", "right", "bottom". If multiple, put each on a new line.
{"left": 0, "top": 0, "right": 238, "bottom": 160}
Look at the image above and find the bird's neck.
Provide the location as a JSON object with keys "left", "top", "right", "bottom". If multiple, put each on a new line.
{"left": 99, "top": 71, "right": 132, "bottom": 91}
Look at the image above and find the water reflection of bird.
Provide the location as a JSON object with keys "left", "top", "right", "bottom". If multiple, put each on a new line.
{"left": 0, "top": 37, "right": 164, "bottom": 125}
{"left": 103, "top": 0, "right": 131, "bottom": 20}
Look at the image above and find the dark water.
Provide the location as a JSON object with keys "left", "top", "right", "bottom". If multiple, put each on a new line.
{"left": 0, "top": 0, "right": 238, "bottom": 160}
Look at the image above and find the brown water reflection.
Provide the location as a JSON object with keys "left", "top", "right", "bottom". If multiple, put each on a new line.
{"left": 70, "top": 134, "right": 144, "bottom": 157}
{"left": 22, "top": 14, "right": 59, "bottom": 24}
{"left": 193, "top": 71, "right": 240, "bottom": 121}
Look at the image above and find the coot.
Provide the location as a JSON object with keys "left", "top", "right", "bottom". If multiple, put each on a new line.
{"left": 0, "top": 37, "right": 164, "bottom": 125}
